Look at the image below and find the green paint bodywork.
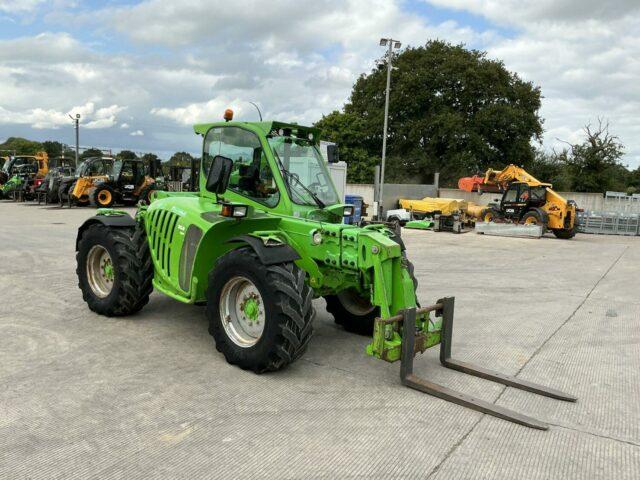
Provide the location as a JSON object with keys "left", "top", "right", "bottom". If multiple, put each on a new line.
{"left": 405, "top": 219, "right": 434, "bottom": 230}
{"left": 1, "top": 174, "right": 24, "bottom": 196}
{"left": 94, "top": 119, "right": 442, "bottom": 361}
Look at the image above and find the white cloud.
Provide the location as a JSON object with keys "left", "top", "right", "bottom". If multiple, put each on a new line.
{"left": 0, "top": 0, "right": 46, "bottom": 14}
{"left": 423, "top": 0, "right": 640, "bottom": 25}
{"left": 130, "top": 130, "right": 144, "bottom": 136}
{"left": 0, "top": 1, "right": 639, "bottom": 167}
{"left": 0, "top": 101, "right": 125, "bottom": 130}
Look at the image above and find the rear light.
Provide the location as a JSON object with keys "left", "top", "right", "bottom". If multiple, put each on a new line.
{"left": 220, "top": 202, "right": 248, "bottom": 218}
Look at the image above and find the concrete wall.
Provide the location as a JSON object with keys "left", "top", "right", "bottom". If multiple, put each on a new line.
{"left": 344, "top": 184, "right": 633, "bottom": 217}
{"left": 344, "top": 183, "right": 438, "bottom": 218}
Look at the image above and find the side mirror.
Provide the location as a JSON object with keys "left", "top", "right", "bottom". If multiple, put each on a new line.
{"left": 327, "top": 144, "right": 339, "bottom": 164}
{"left": 206, "top": 155, "right": 233, "bottom": 194}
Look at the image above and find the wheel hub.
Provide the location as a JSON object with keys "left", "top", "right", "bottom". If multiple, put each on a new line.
{"left": 219, "top": 276, "right": 266, "bottom": 348}
{"left": 86, "top": 245, "right": 114, "bottom": 298}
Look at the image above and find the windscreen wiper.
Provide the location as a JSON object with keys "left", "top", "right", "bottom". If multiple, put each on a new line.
{"left": 273, "top": 153, "right": 326, "bottom": 209}
{"left": 282, "top": 169, "right": 326, "bottom": 209}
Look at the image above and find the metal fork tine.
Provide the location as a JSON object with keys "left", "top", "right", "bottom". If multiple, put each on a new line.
{"left": 398, "top": 302, "right": 575, "bottom": 430}
{"left": 402, "top": 373, "right": 548, "bottom": 430}
{"left": 438, "top": 297, "right": 577, "bottom": 402}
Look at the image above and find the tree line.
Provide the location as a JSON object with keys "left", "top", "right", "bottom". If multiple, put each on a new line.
{"left": 0, "top": 138, "right": 197, "bottom": 168}
{"left": 314, "top": 40, "right": 640, "bottom": 194}
{"left": 3, "top": 40, "right": 639, "bottom": 194}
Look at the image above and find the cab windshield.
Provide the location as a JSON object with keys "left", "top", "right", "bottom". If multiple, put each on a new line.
{"left": 75, "top": 160, "right": 89, "bottom": 178}
{"left": 267, "top": 136, "right": 339, "bottom": 207}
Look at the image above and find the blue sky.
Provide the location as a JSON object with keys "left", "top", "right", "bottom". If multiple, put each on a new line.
{"left": 0, "top": 0, "right": 639, "bottom": 167}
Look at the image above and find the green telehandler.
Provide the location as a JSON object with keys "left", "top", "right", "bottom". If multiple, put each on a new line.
{"left": 76, "top": 114, "right": 576, "bottom": 430}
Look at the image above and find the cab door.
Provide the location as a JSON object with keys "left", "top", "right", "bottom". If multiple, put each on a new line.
{"left": 500, "top": 184, "right": 520, "bottom": 220}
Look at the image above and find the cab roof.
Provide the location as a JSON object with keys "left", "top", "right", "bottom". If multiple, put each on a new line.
{"left": 193, "top": 120, "right": 320, "bottom": 141}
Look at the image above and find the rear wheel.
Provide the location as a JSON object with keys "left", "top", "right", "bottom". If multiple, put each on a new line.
{"left": 93, "top": 185, "right": 115, "bottom": 208}
{"left": 325, "top": 289, "right": 379, "bottom": 335}
{"left": 206, "top": 247, "right": 314, "bottom": 373}
{"left": 552, "top": 226, "right": 577, "bottom": 239}
{"left": 76, "top": 223, "right": 153, "bottom": 316}
{"left": 138, "top": 184, "right": 159, "bottom": 205}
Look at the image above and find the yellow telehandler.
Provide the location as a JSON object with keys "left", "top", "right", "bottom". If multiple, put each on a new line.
{"left": 459, "top": 165, "right": 577, "bottom": 239}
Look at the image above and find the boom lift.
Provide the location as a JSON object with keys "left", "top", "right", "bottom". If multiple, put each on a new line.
{"left": 459, "top": 165, "right": 578, "bottom": 239}
{"left": 75, "top": 113, "right": 576, "bottom": 430}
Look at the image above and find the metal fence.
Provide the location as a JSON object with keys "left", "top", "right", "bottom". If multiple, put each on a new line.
{"left": 577, "top": 211, "right": 640, "bottom": 236}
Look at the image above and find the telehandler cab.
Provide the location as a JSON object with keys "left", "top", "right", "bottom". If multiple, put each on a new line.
{"left": 90, "top": 157, "right": 161, "bottom": 207}
{"left": 76, "top": 115, "right": 576, "bottom": 430}
{"left": 0, "top": 152, "right": 49, "bottom": 199}
{"left": 58, "top": 156, "right": 114, "bottom": 206}
{"left": 0, "top": 152, "right": 49, "bottom": 200}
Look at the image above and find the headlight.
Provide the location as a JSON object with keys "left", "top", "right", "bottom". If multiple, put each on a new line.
{"left": 220, "top": 202, "right": 248, "bottom": 218}
{"left": 343, "top": 205, "right": 354, "bottom": 217}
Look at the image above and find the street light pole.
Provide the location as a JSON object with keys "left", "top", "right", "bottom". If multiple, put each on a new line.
{"left": 69, "top": 113, "right": 80, "bottom": 164}
{"left": 377, "top": 37, "right": 401, "bottom": 220}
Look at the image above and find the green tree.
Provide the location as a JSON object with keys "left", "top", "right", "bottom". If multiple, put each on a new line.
{"left": 140, "top": 153, "right": 160, "bottom": 164}
{"left": 527, "top": 148, "right": 572, "bottom": 192}
{"left": 116, "top": 150, "right": 137, "bottom": 160}
{"left": 315, "top": 40, "right": 543, "bottom": 186}
{"left": 41, "top": 141, "right": 66, "bottom": 158}
{"left": 315, "top": 111, "right": 379, "bottom": 183}
{"left": 563, "top": 120, "right": 626, "bottom": 193}
{"left": 80, "top": 148, "right": 104, "bottom": 160}
{"left": 0, "top": 137, "right": 43, "bottom": 155}
{"left": 168, "top": 151, "right": 195, "bottom": 167}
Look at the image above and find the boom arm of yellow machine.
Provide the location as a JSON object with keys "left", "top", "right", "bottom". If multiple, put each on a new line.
{"left": 483, "top": 164, "right": 546, "bottom": 190}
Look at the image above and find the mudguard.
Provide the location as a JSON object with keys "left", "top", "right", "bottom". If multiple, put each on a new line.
{"left": 226, "top": 234, "right": 300, "bottom": 266}
{"left": 75, "top": 213, "right": 137, "bottom": 250}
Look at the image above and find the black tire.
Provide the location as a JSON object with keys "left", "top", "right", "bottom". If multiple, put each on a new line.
{"left": 59, "top": 180, "right": 75, "bottom": 206}
{"left": 482, "top": 207, "right": 501, "bottom": 222}
{"left": 138, "top": 184, "right": 159, "bottom": 205}
{"left": 92, "top": 185, "right": 115, "bottom": 208}
{"left": 206, "top": 247, "right": 314, "bottom": 373}
{"left": 553, "top": 226, "right": 577, "bottom": 239}
{"left": 522, "top": 208, "right": 548, "bottom": 230}
{"left": 76, "top": 223, "right": 153, "bottom": 316}
{"left": 325, "top": 256, "right": 418, "bottom": 335}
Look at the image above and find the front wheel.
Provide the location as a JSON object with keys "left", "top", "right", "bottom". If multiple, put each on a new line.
{"left": 138, "top": 184, "right": 159, "bottom": 205}
{"left": 482, "top": 207, "right": 501, "bottom": 222}
{"left": 93, "top": 185, "right": 115, "bottom": 208}
{"left": 76, "top": 223, "right": 153, "bottom": 316}
{"left": 206, "top": 247, "right": 314, "bottom": 373}
{"left": 325, "top": 290, "right": 379, "bottom": 335}
{"left": 325, "top": 256, "right": 418, "bottom": 335}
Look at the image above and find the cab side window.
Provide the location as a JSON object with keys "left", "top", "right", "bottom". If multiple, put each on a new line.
{"left": 518, "top": 185, "right": 530, "bottom": 202}
{"left": 217, "top": 127, "right": 279, "bottom": 207}
{"left": 504, "top": 187, "right": 518, "bottom": 202}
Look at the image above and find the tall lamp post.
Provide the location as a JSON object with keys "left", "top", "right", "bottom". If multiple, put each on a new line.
{"left": 377, "top": 37, "right": 401, "bottom": 220}
{"left": 69, "top": 113, "right": 80, "bottom": 164}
